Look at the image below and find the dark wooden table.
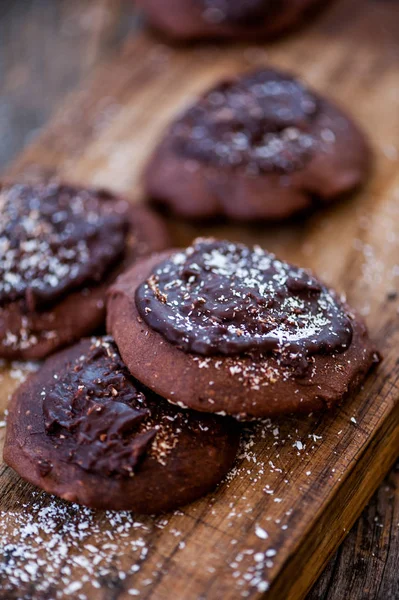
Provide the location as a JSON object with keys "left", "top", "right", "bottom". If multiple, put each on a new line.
{"left": 1, "top": 1, "right": 398, "bottom": 598}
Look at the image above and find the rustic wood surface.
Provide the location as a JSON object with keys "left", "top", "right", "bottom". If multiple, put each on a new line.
{"left": 0, "top": 0, "right": 137, "bottom": 170}
{"left": 0, "top": 1, "right": 399, "bottom": 599}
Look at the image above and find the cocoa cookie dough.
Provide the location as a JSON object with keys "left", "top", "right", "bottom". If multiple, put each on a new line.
{"left": 4, "top": 336, "right": 240, "bottom": 512}
{"left": 108, "top": 239, "right": 379, "bottom": 419}
{"left": 145, "top": 68, "right": 371, "bottom": 221}
{"left": 0, "top": 182, "right": 170, "bottom": 360}
{"left": 135, "top": 0, "right": 329, "bottom": 42}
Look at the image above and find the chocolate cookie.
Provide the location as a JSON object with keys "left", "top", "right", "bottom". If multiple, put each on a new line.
{"left": 145, "top": 68, "right": 371, "bottom": 221}
{"left": 108, "top": 239, "right": 379, "bottom": 419}
{"left": 0, "top": 182, "right": 170, "bottom": 360}
{"left": 135, "top": 0, "right": 329, "bottom": 42}
{"left": 4, "top": 336, "right": 240, "bottom": 512}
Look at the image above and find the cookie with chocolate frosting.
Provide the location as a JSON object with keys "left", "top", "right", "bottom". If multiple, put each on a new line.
{"left": 135, "top": 0, "right": 330, "bottom": 42}
{"left": 108, "top": 239, "right": 379, "bottom": 419}
{"left": 145, "top": 68, "right": 371, "bottom": 221}
{"left": 4, "top": 336, "right": 240, "bottom": 512}
{"left": 0, "top": 182, "right": 170, "bottom": 360}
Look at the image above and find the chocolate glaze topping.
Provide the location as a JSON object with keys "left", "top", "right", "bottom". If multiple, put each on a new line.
{"left": 0, "top": 183, "right": 130, "bottom": 311}
{"left": 42, "top": 337, "right": 158, "bottom": 477}
{"left": 136, "top": 239, "right": 353, "bottom": 370}
{"left": 170, "top": 69, "right": 318, "bottom": 173}
{"left": 200, "top": 0, "right": 278, "bottom": 25}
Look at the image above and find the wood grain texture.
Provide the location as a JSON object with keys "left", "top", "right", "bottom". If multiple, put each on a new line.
{"left": 0, "top": 0, "right": 136, "bottom": 170}
{"left": 0, "top": 0, "right": 399, "bottom": 598}
{"left": 308, "top": 461, "right": 399, "bottom": 600}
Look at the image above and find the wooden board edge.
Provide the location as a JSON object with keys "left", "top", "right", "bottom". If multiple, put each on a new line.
{"left": 268, "top": 397, "right": 399, "bottom": 599}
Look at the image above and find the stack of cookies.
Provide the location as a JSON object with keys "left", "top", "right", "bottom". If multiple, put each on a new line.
{"left": 2, "top": 39, "right": 378, "bottom": 514}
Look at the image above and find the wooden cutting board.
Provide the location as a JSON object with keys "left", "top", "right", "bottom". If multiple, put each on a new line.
{"left": 1, "top": 1, "right": 398, "bottom": 598}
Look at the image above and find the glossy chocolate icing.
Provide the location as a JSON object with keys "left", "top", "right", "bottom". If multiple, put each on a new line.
{"left": 0, "top": 183, "right": 130, "bottom": 311}
{"left": 136, "top": 239, "right": 353, "bottom": 369}
{"left": 170, "top": 69, "right": 318, "bottom": 174}
{"left": 42, "top": 337, "right": 157, "bottom": 478}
